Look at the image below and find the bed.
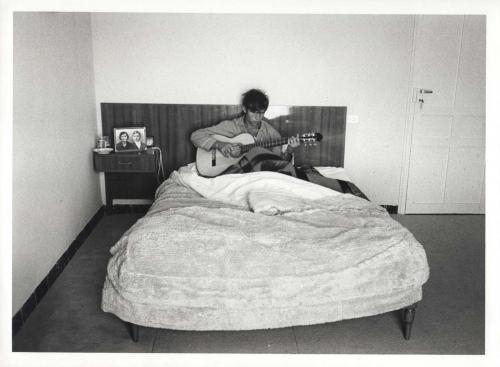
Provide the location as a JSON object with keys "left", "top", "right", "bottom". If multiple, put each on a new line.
{"left": 100, "top": 103, "right": 429, "bottom": 342}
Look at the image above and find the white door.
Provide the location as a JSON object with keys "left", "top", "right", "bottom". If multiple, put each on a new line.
{"left": 402, "top": 15, "right": 485, "bottom": 214}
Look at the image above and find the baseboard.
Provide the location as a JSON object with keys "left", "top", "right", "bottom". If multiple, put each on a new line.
{"left": 381, "top": 205, "right": 399, "bottom": 214}
{"left": 12, "top": 205, "right": 105, "bottom": 337}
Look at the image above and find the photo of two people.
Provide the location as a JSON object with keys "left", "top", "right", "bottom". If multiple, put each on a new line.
{"left": 114, "top": 127, "right": 147, "bottom": 152}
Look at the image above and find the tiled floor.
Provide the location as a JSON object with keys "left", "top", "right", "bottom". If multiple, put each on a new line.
{"left": 12, "top": 213, "right": 484, "bottom": 354}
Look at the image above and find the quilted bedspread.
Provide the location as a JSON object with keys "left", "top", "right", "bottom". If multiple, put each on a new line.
{"left": 102, "top": 167, "right": 429, "bottom": 330}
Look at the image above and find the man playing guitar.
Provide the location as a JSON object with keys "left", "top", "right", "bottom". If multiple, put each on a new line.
{"left": 190, "top": 89, "right": 300, "bottom": 176}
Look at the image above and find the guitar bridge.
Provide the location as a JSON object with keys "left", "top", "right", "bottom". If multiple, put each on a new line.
{"left": 212, "top": 149, "right": 216, "bottom": 166}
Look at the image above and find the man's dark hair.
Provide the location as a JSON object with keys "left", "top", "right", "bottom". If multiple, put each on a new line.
{"left": 242, "top": 89, "right": 269, "bottom": 112}
{"left": 119, "top": 132, "right": 129, "bottom": 139}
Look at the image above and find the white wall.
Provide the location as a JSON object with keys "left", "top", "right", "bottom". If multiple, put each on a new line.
{"left": 91, "top": 13, "right": 415, "bottom": 204}
{"left": 13, "top": 12, "right": 101, "bottom": 314}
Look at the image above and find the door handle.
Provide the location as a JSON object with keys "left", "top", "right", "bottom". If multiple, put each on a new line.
{"left": 416, "top": 89, "right": 433, "bottom": 109}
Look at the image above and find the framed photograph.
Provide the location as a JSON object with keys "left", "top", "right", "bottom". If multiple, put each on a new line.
{"left": 113, "top": 127, "right": 147, "bottom": 153}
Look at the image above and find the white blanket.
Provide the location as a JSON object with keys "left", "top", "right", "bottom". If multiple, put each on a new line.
{"left": 102, "top": 169, "right": 429, "bottom": 331}
{"left": 172, "top": 163, "right": 341, "bottom": 215}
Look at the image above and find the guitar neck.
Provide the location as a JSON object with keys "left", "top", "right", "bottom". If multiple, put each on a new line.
{"left": 241, "top": 137, "right": 290, "bottom": 153}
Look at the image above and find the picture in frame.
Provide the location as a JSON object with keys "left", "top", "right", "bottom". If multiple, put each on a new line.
{"left": 114, "top": 127, "right": 147, "bottom": 153}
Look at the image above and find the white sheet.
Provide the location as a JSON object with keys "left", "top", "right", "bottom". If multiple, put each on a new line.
{"left": 172, "top": 163, "right": 342, "bottom": 215}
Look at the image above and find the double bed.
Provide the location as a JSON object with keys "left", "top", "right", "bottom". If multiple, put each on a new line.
{"left": 100, "top": 103, "right": 429, "bottom": 343}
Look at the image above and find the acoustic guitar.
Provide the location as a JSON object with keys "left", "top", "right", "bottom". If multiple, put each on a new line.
{"left": 195, "top": 132, "right": 323, "bottom": 177}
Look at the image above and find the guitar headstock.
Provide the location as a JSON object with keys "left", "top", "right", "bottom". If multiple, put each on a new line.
{"left": 298, "top": 132, "right": 323, "bottom": 146}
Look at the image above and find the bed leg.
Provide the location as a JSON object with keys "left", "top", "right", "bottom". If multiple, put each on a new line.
{"left": 402, "top": 303, "right": 417, "bottom": 340}
{"left": 126, "top": 322, "right": 140, "bottom": 342}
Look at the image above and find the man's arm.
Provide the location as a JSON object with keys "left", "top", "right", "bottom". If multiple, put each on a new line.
{"left": 190, "top": 120, "right": 242, "bottom": 151}
{"left": 263, "top": 123, "right": 299, "bottom": 161}
{"left": 281, "top": 145, "right": 294, "bottom": 161}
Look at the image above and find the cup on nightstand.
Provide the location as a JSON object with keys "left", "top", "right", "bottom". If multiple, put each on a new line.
{"left": 96, "top": 137, "right": 107, "bottom": 149}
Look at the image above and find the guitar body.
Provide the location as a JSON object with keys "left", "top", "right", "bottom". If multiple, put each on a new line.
{"left": 196, "top": 133, "right": 256, "bottom": 177}
{"left": 195, "top": 131, "right": 322, "bottom": 177}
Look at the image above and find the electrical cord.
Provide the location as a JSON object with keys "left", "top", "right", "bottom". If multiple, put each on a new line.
{"left": 148, "top": 147, "right": 165, "bottom": 183}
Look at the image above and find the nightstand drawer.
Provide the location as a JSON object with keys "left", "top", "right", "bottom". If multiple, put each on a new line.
{"left": 94, "top": 152, "right": 156, "bottom": 173}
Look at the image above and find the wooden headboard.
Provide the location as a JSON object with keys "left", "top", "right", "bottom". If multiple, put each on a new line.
{"left": 101, "top": 103, "right": 346, "bottom": 176}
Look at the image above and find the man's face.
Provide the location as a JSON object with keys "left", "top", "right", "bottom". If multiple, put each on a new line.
{"left": 132, "top": 133, "right": 140, "bottom": 142}
{"left": 244, "top": 107, "right": 266, "bottom": 124}
{"left": 120, "top": 134, "right": 128, "bottom": 142}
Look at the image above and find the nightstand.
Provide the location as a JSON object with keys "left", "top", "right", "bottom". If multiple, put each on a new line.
{"left": 93, "top": 150, "right": 160, "bottom": 211}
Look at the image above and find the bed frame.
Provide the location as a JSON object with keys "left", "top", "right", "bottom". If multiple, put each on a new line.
{"left": 100, "top": 102, "right": 419, "bottom": 343}
{"left": 125, "top": 304, "right": 418, "bottom": 343}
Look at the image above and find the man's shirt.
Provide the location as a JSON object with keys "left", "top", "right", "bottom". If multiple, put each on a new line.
{"left": 190, "top": 116, "right": 284, "bottom": 155}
